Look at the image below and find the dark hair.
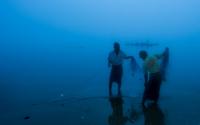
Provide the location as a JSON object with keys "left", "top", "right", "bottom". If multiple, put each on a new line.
{"left": 114, "top": 42, "right": 120, "bottom": 46}
{"left": 139, "top": 50, "right": 148, "bottom": 58}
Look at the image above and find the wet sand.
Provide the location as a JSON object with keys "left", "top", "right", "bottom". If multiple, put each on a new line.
{"left": 1, "top": 89, "right": 200, "bottom": 125}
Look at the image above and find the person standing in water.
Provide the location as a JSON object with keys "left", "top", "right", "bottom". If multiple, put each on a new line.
{"left": 139, "top": 50, "right": 163, "bottom": 107}
{"left": 108, "top": 42, "right": 133, "bottom": 96}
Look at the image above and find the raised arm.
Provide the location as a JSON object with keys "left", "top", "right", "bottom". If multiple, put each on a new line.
{"left": 121, "top": 51, "right": 134, "bottom": 60}
{"left": 124, "top": 56, "right": 134, "bottom": 60}
{"left": 155, "top": 47, "right": 169, "bottom": 60}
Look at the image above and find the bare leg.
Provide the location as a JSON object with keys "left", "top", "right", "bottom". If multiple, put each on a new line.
{"left": 118, "top": 82, "right": 122, "bottom": 96}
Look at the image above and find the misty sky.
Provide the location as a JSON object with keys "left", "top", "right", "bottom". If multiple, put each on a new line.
{"left": 1, "top": 0, "right": 200, "bottom": 41}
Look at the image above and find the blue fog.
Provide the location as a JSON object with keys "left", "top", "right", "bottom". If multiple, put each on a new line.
{"left": 0, "top": 0, "right": 200, "bottom": 125}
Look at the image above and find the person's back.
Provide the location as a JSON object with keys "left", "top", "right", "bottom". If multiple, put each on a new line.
{"left": 143, "top": 55, "right": 160, "bottom": 74}
{"left": 139, "top": 50, "right": 162, "bottom": 106}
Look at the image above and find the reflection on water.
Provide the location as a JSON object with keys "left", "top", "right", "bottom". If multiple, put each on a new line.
{"left": 108, "top": 94, "right": 166, "bottom": 125}
{"left": 143, "top": 104, "right": 165, "bottom": 125}
{"left": 108, "top": 95, "right": 141, "bottom": 125}
{"left": 108, "top": 95, "right": 128, "bottom": 125}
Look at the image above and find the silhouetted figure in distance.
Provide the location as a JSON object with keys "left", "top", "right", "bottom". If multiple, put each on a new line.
{"left": 108, "top": 42, "right": 133, "bottom": 95}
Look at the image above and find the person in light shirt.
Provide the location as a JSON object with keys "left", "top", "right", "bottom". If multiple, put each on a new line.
{"left": 108, "top": 42, "right": 133, "bottom": 96}
{"left": 139, "top": 50, "right": 163, "bottom": 107}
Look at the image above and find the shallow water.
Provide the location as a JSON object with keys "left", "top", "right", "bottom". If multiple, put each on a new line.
{"left": 1, "top": 43, "right": 200, "bottom": 125}
{"left": 0, "top": 94, "right": 200, "bottom": 125}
